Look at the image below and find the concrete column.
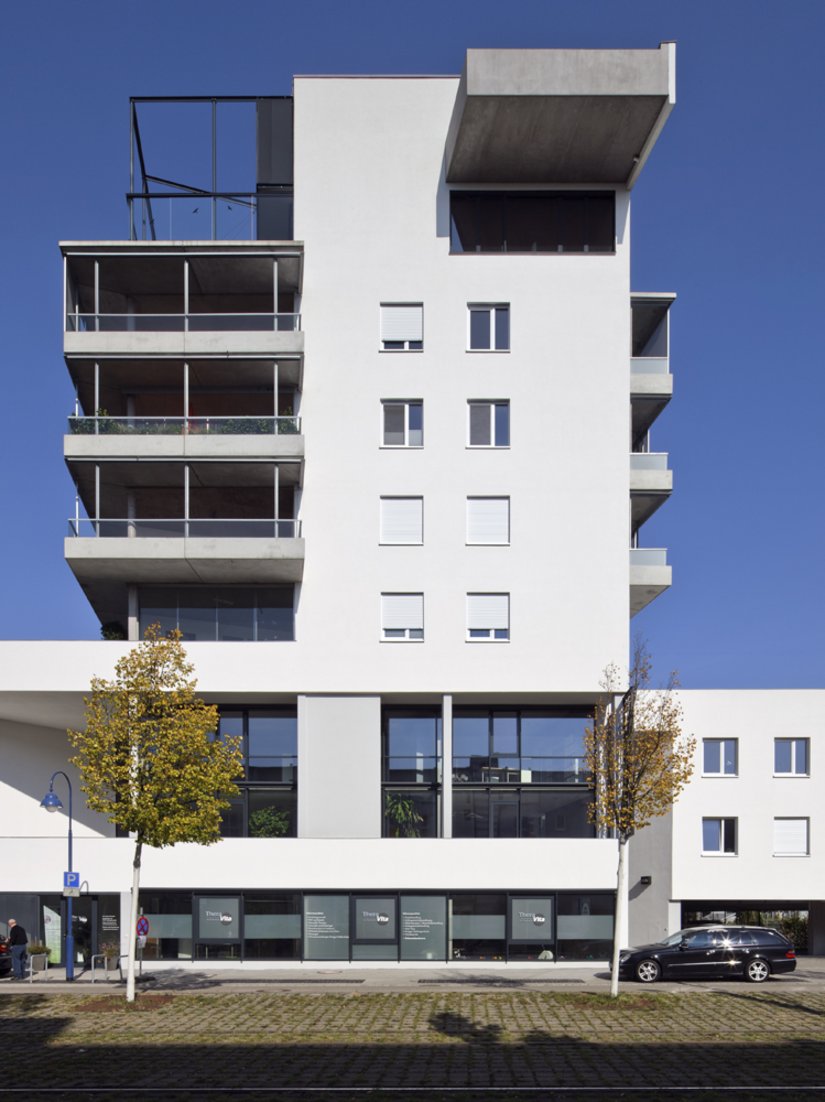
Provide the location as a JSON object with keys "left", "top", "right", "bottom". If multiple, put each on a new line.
{"left": 94, "top": 465, "right": 100, "bottom": 531}
{"left": 94, "top": 362, "right": 100, "bottom": 432}
{"left": 183, "top": 361, "right": 189, "bottom": 421}
{"left": 272, "top": 260, "right": 279, "bottom": 328}
{"left": 183, "top": 259, "right": 189, "bottom": 331}
{"left": 94, "top": 259, "right": 100, "bottom": 331}
{"left": 273, "top": 361, "right": 279, "bottom": 422}
{"left": 441, "top": 694, "right": 453, "bottom": 838}
{"left": 127, "top": 585, "right": 139, "bottom": 641}
{"left": 184, "top": 465, "right": 190, "bottom": 538}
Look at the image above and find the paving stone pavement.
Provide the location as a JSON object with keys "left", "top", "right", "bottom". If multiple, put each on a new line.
{"left": 0, "top": 986, "right": 823, "bottom": 1100}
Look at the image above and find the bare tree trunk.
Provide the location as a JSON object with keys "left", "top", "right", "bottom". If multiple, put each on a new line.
{"left": 126, "top": 838, "right": 142, "bottom": 1003}
{"left": 610, "top": 836, "right": 628, "bottom": 998}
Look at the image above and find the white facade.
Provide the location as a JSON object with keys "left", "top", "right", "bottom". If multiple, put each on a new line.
{"left": 1, "top": 45, "right": 818, "bottom": 970}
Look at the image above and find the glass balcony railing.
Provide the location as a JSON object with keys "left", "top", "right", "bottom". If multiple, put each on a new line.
{"left": 68, "top": 518, "right": 302, "bottom": 538}
{"left": 630, "top": 452, "right": 669, "bottom": 471}
{"left": 68, "top": 416, "right": 301, "bottom": 436}
{"left": 452, "top": 757, "right": 588, "bottom": 785}
{"left": 65, "top": 313, "right": 301, "bottom": 333}
{"left": 629, "top": 548, "right": 668, "bottom": 567}
{"left": 630, "top": 356, "right": 669, "bottom": 375}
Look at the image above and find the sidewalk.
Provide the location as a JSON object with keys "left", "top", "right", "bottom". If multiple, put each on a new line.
{"left": 5, "top": 956, "right": 825, "bottom": 993}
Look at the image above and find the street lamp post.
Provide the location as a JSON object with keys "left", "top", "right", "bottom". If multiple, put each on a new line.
{"left": 40, "top": 771, "right": 75, "bottom": 981}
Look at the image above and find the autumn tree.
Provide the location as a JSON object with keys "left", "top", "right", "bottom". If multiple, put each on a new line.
{"left": 68, "top": 626, "right": 242, "bottom": 1001}
{"left": 585, "top": 643, "right": 695, "bottom": 996}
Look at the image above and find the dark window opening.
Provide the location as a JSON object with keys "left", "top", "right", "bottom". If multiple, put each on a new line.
{"left": 451, "top": 191, "right": 615, "bottom": 255}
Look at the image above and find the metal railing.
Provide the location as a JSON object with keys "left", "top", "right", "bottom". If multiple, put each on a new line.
{"left": 630, "top": 452, "right": 669, "bottom": 471}
{"left": 66, "top": 313, "right": 301, "bottom": 333}
{"left": 68, "top": 518, "right": 302, "bottom": 539}
{"left": 630, "top": 356, "right": 669, "bottom": 375}
{"left": 629, "top": 548, "right": 669, "bottom": 567}
{"left": 68, "top": 415, "right": 301, "bottom": 436}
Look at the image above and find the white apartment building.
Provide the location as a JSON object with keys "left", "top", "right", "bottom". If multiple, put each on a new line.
{"left": 0, "top": 46, "right": 821, "bottom": 968}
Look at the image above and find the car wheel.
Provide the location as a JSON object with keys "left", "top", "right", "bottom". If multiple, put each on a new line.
{"left": 635, "top": 959, "right": 661, "bottom": 984}
{"left": 745, "top": 959, "right": 770, "bottom": 983}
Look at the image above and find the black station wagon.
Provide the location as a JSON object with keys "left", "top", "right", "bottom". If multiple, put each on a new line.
{"left": 617, "top": 925, "right": 797, "bottom": 984}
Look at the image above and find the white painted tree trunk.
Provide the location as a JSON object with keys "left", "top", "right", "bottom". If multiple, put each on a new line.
{"left": 610, "top": 836, "right": 629, "bottom": 998}
{"left": 126, "top": 839, "right": 142, "bottom": 1003}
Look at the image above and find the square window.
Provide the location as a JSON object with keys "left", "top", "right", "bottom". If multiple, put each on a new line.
{"left": 773, "top": 817, "right": 809, "bottom": 856}
{"left": 468, "top": 401, "right": 509, "bottom": 447}
{"left": 380, "top": 304, "right": 423, "bottom": 351}
{"left": 468, "top": 304, "right": 510, "bottom": 351}
{"left": 466, "top": 593, "right": 509, "bottom": 642}
{"left": 381, "top": 593, "right": 424, "bottom": 642}
{"left": 702, "top": 738, "right": 738, "bottom": 776}
{"left": 774, "top": 738, "right": 809, "bottom": 776}
{"left": 380, "top": 497, "right": 423, "bottom": 545}
{"left": 466, "top": 497, "right": 509, "bottom": 545}
{"left": 382, "top": 400, "right": 423, "bottom": 447}
{"left": 702, "top": 817, "right": 737, "bottom": 855}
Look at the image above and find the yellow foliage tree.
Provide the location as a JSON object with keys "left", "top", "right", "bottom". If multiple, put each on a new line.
{"left": 585, "top": 643, "right": 695, "bottom": 996}
{"left": 68, "top": 625, "right": 242, "bottom": 1001}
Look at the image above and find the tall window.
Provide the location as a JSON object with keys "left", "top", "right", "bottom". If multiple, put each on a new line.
{"left": 774, "top": 738, "right": 809, "bottom": 776}
{"left": 380, "top": 304, "right": 423, "bottom": 350}
{"left": 702, "top": 817, "right": 737, "bottom": 855}
{"left": 382, "top": 709, "right": 441, "bottom": 838}
{"left": 381, "top": 593, "right": 424, "bottom": 641}
{"left": 468, "top": 304, "right": 510, "bottom": 350}
{"left": 703, "top": 738, "right": 738, "bottom": 776}
{"left": 468, "top": 401, "right": 509, "bottom": 447}
{"left": 452, "top": 709, "right": 593, "bottom": 839}
{"left": 218, "top": 709, "right": 297, "bottom": 838}
{"left": 382, "top": 400, "right": 423, "bottom": 447}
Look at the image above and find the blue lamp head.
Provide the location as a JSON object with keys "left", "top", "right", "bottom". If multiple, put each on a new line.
{"left": 40, "top": 789, "right": 63, "bottom": 813}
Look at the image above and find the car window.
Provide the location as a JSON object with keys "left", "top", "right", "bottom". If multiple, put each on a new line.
{"left": 684, "top": 931, "right": 715, "bottom": 949}
{"left": 730, "top": 931, "right": 759, "bottom": 947}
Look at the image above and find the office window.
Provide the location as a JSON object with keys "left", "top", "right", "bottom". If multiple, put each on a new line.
{"left": 702, "top": 817, "right": 737, "bottom": 855}
{"left": 382, "top": 708, "right": 441, "bottom": 839}
{"left": 466, "top": 497, "right": 509, "bottom": 545}
{"left": 380, "top": 304, "right": 423, "bottom": 350}
{"left": 774, "top": 738, "right": 809, "bottom": 776}
{"left": 217, "top": 709, "right": 297, "bottom": 838}
{"left": 703, "top": 738, "right": 738, "bottom": 776}
{"left": 468, "top": 304, "right": 510, "bottom": 350}
{"left": 382, "top": 400, "right": 423, "bottom": 447}
{"left": 467, "top": 593, "right": 509, "bottom": 641}
{"left": 380, "top": 497, "right": 423, "bottom": 545}
{"left": 468, "top": 401, "right": 509, "bottom": 447}
{"left": 381, "top": 593, "right": 424, "bottom": 641}
{"left": 773, "top": 818, "right": 809, "bottom": 856}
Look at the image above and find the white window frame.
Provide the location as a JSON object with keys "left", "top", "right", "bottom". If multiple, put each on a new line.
{"left": 381, "top": 400, "right": 423, "bottom": 448}
{"left": 466, "top": 592, "right": 509, "bottom": 642}
{"left": 774, "top": 737, "right": 810, "bottom": 777}
{"left": 379, "top": 497, "right": 423, "bottom": 546}
{"left": 380, "top": 593, "right": 424, "bottom": 642}
{"left": 379, "top": 303, "right": 423, "bottom": 351}
{"left": 466, "top": 497, "right": 510, "bottom": 546}
{"left": 702, "top": 738, "right": 738, "bottom": 777}
{"left": 467, "top": 303, "right": 510, "bottom": 352}
{"left": 773, "top": 817, "right": 810, "bottom": 857}
{"left": 467, "top": 400, "right": 510, "bottom": 448}
{"left": 701, "top": 816, "right": 737, "bottom": 856}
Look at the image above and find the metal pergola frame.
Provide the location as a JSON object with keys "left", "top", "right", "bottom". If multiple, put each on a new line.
{"left": 128, "top": 96, "right": 284, "bottom": 241}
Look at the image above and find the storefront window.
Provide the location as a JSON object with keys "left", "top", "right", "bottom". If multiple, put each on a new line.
{"left": 451, "top": 894, "right": 506, "bottom": 960}
{"left": 244, "top": 893, "right": 301, "bottom": 960}
{"left": 556, "top": 893, "right": 613, "bottom": 961}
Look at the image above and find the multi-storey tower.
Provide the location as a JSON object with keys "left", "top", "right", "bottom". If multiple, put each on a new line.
{"left": 0, "top": 47, "right": 701, "bottom": 969}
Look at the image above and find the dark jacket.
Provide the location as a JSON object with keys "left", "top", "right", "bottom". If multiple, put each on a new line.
{"left": 9, "top": 925, "right": 27, "bottom": 947}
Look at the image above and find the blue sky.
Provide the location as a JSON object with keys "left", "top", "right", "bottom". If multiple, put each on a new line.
{"left": 1, "top": 0, "right": 823, "bottom": 687}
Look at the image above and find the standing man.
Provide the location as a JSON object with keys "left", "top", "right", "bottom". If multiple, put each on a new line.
{"left": 8, "top": 919, "right": 28, "bottom": 980}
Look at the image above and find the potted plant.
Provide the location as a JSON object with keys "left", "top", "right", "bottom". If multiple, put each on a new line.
{"left": 384, "top": 793, "right": 424, "bottom": 838}
{"left": 99, "top": 940, "right": 120, "bottom": 970}
{"left": 248, "top": 805, "right": 290, "bottom": 838}
{"left": 27, "top": 942, "right": 51, "bottom": 971}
